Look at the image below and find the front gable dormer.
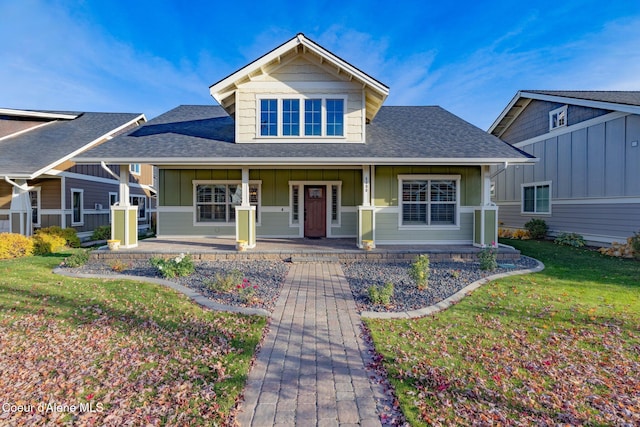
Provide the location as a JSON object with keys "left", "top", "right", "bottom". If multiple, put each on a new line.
{"left": 209, "top": 33, "right": 389, "bottom": 143}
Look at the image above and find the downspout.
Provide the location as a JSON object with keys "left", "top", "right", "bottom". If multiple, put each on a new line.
{"left": 100, "top": 162, "right": 121, "bottom": 181}
{"left": 4, "top": 176, "right": 29, "bottom": 192}
{"left": 490, "top": 162, "right": 509, "bottom": 179}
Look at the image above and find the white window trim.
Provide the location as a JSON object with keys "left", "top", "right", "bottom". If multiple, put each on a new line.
{"left": 397, "top": 174, "right": 461, "bottom": 230}
{"left": 129, "top": 163, "right": 141, "bottom": 175}
{"left": 70, "top": 188, "right": 84, "bottom": 226}
{"left": 521, "top": 181, "right": 552, "bottom": 215}
{"left": 192, "top": 180, "right": 261, "bottom": 226}
{"left": 255, "top": 95, "right": 347, "bottom": 141}
{"left": 130, "top": 195, "right": 147, "bottom": 221}
{"left": 549, "top": 105, "right": 567, "bottom": 131}
{"left": 29, "top": 187, "right": 41, "bottom": 228}
{"left": 288, "top": 181, "right": 342, "bottom": 235}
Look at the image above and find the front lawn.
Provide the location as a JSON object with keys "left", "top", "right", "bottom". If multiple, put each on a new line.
{"left": 0, "top": 253, "right": 265, "bottom": 425}
{"left": 367, "top": 240, "right": 640, "bottom": 425}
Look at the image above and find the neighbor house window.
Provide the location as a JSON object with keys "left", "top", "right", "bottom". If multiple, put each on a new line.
{"left": 130, "top": 164, "right": 141, "bottom": 175}
{"left": 195, "top": 182, "right": 260, "bottom": 223}
{"left": 522, "top": 182, "right": 551, "bottom": 214}
{"left": 399, "top": 175, "right": 459, "bottom": 227}
{"left": 549, "top": 106, "right": 567, "bottom": 131}
{"left": 130, "top": 195, "right": 147, "bottom": 220}
{"left": 29, "top": 188, "right": 41, "bottom": 227}
{"left": 71, "top": 189, "right": 84, "bottom": 225}
{"left": 258, "top": 97, "right": 345, "bottom": 138}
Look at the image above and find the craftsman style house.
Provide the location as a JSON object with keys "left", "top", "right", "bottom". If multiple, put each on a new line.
{"left": 75, "top": 34, "right": 535, "bottom": 249}
{"left": 489, "top": 91, "right": 640, "bottom": 245}
{"left": 0, "top": 108, "right": 154, "bottom": 239}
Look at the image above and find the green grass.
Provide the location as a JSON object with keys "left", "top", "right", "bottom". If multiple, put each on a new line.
{"left": 0, "top": 252, "right": 266, "bottom": 425}
{"left": 367, "top": 239, "right": 640, "bottom": 425}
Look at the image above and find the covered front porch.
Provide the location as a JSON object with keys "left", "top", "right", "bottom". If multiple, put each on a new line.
{"left": 91, "top": 236, "right": 520, "bottom": 262}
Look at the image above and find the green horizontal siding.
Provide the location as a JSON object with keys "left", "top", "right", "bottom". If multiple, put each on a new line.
{"left": 158, "top": 212, "right": 235, "bottom": 236}
{"left": 257, "top": 212, "right": 299, "bottom": 237}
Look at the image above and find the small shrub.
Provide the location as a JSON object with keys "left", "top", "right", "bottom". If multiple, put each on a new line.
{"left": 36, "top": 226, "right": 81, "bottom": 248}
{"left": 150, "top": 253, "right": 195, "bottom": 279}
{"left": 478, "top": 243, "right": 498, "bottom": 271}
{"left": 32, "top": 233, "right": 67, "bottom": 255}
{"left": 0, "top": 233, "right": 34, "bottom": 259}
{"left": 108, "top": 259, "right": 130, "bottom": 272}
{"left": 554, "top": 232, "right": 586, "bottom": 247}
{"left": 524, "top": 218, "right": 548, "bottom": 240}
{"left": 631, "top": 231, "right": 640, "bottom": 260}
{"left": 511, "top": 229, "right": 531, "bottom": 240}
{"left": 237, "top": 277, "right": 259, "bottom": 303}
{"left": 91, "top": 225, "right": 111, "bottom": 241}
{"left": 368, "top": 282, "right": 394, "bottom": 306}
{"left": 204, "top": 269, "right": 244, "bottom": 292}
{"left": 64, "top": 250, "right": 90, "bottom": 267}
{"left": 498, "top": 228, "right": 513, "bottom": 238}
{"left": 409, "top": 254, "right": 430, "bottom": 290}
{"left": 450, "top": 269, "right": 461, "bottom": 279}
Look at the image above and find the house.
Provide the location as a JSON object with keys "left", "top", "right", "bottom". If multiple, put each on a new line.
{"left": 0, "top": 108, "right": 155, "bottom": 239}
{"left": 489, "top": 90, "right": 640, "bottom": 245}
{"left": 73, "top": 33, "right": 535, "bottom": 249}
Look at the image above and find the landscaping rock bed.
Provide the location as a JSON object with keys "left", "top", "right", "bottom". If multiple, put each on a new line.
{"left": 65, "top": 256, "right": 538, "bottom": 315}
{"left": 341, "top": 257, "right": 539, "bottom": 313}
{"left": 64, "top": 259, "right": 290, "bottom": 313}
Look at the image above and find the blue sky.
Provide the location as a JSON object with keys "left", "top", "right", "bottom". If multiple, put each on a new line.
{"left": 2, "top": 0, "right": 639, "bottom": 129}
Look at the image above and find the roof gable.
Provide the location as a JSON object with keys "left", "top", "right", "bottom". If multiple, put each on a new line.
{"left": 490, "top": 90, "right": 640, "bottom": 137}
{"left": 209, "top": 33, "right": 389, "bottom": 122}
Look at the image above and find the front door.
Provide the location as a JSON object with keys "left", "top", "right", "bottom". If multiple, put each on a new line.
{"left": 304, "top": 186, "right": 326, "bottom": 238}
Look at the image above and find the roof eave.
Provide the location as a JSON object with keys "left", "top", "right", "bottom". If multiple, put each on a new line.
{"left": 0, "top": 108, "right": 79, "bottom": 120}
{"left": 74, "top": 156, "right": 537, "bottom": 167}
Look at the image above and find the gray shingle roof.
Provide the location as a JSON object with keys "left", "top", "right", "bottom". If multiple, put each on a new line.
{"left": 0, "top": 111, "right": 142, "bottom": 177}
{"left": 525, "top": 90, "right": 640, "bottom": 107}
{"left": 75, "top": 105, "right": 533, "bottom": 164}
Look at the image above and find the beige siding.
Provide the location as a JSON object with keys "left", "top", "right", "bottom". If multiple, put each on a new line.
{"left": 0, "top": 182, "right": 11, "bottom": 209}
{"left": 0, "top": 118, "right": 47, "bottom": 138}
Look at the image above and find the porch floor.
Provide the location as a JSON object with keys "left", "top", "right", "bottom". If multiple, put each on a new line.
{"left": 92, "top": 237, "right": 520, "bottom": 262}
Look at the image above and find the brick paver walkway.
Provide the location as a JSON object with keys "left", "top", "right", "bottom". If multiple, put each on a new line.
{"left": 236, "top": 262, "right": 384, "bottom": 426}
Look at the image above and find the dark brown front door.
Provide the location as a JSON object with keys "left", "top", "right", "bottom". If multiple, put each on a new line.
{"left": 304, "top": 186, "right": 326, "bottom": 238}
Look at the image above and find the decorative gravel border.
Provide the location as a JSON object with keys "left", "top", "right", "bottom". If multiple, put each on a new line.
{"left": 52, "top": 267, "right": 271, "bottom": 317}
{"left": 359, "top": 256, "right": 545, "bottom": 319}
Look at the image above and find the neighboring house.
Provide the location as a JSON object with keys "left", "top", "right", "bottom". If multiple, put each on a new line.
{"left": 0, "top": 108, "right": 155, "bottom": 239}
{"left": 74, "top": 33, "right": 535, "bottom": 249}
{"left": 489, "top": 90, "right": 640, "bottom": 245}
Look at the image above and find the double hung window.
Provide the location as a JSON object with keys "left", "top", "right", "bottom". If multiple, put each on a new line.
{"left": 195, "top": 182, "right": 260, "bottom": 223}
{"left": 399, "top": 176, "right": 459, "bottom": 227}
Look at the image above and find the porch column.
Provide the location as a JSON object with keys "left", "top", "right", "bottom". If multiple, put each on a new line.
{"left": 110, "top": 165, "right": 138, "bottom": 248}
{"left": 235, "top": 167, "right": 256, "bottom": 249}
{"left": 358, "top": 165, "right": 375, "bottom": 249}
{"left": 7, "top": 178, "right": 31, "bottom": 236}
{"left": 473, "top": 165, "right": 498, "bottom": 247}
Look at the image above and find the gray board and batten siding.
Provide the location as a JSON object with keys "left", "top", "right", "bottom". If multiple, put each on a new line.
{"left": 493, "top": 98, "right": 640, "bottom": 244}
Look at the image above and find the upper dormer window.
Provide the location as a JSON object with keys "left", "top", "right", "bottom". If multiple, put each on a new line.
{"left": 258, "top": 96, "right": 345, "bottom": 138}
{"left": 549, "top": 105, "right": 567, "bottom": 131}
